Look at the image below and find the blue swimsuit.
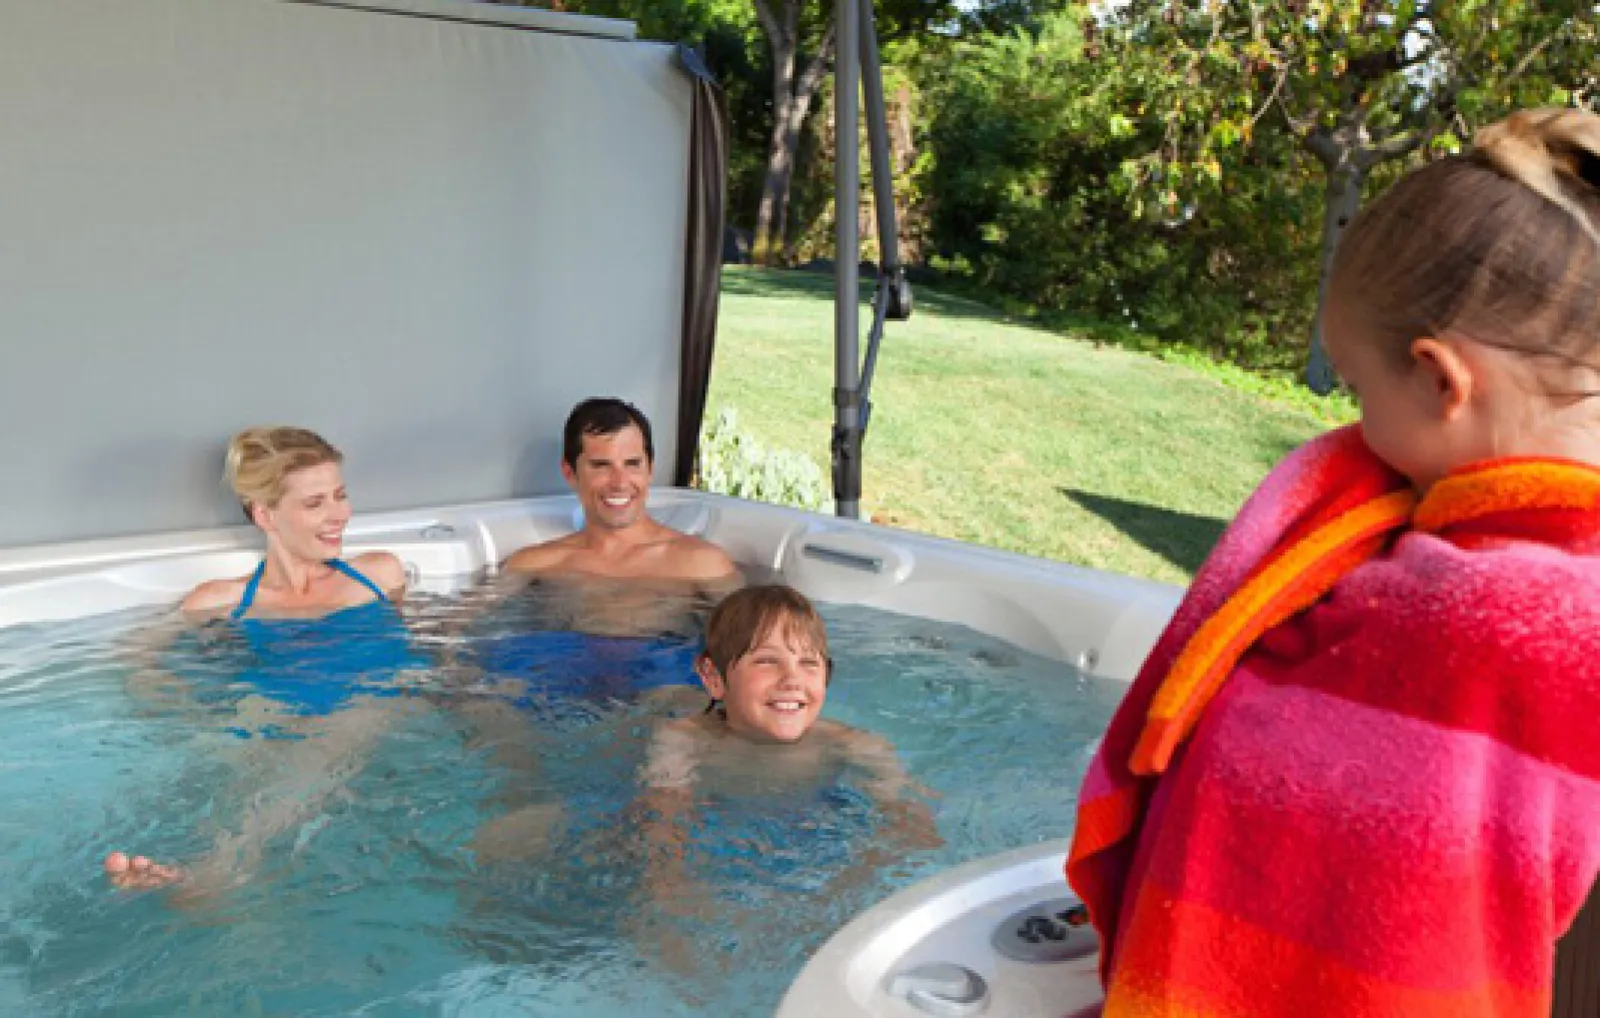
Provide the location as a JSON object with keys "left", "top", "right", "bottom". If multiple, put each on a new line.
{"left": 222, "top": 559, "right": 421, "bottom": 718}
{"left": 469, "top": 629, "right": 700, "bottom": 705}
{"left": 229, "top": 558, "right": 388, "bottom": 623}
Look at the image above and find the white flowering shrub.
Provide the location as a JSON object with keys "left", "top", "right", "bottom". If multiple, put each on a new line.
{"left": 696, "top": 407, "right": 830, "bottom": 512}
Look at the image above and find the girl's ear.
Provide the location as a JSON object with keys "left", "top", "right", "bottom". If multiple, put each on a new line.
{"left": 251, "top": 501, "right": 275, "bottom": 532}
{"left": 695, "top": 654, "right": 727, "bottom": 700}
{"left": 1410, "top": 336, "right": 1475, "bottom": 420}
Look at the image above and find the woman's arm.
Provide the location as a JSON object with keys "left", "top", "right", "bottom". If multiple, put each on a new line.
{"left": 121, "top": 605, "right": 207, "bottom": 711}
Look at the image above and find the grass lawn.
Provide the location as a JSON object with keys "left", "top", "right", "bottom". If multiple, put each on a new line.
{"left": 705, "top": 267, "right": 1339, "bottom": 586}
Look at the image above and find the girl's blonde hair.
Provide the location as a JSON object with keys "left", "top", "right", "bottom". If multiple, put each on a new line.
{"left": 224, "top": 427, "right": 343, "bottom": 522}
{"left": 1329, "top": 108, "right": 1600, "bottom": 385}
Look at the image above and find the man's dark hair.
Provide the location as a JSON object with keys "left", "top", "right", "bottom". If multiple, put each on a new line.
{"left": 562, "top": 397, "right": 654, "bottom": 468}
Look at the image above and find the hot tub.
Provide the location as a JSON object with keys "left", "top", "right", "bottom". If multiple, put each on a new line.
{"left": 0, "top": 489, "right": 1179, "bottom": 1015}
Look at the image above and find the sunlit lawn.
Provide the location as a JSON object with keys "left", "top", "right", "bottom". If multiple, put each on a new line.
{"left": 706, "top": 267, "right": 1333, "bottom": 585}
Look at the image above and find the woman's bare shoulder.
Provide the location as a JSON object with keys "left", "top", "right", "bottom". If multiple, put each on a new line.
{"left": 180, "top": 576, "right": 249, "bottom": 615}
{"left": 350, "top": 551, "right": 408, "bottom": 596}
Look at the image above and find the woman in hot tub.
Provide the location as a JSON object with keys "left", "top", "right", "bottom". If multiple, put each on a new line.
{"left": 105, "top": 426, "right": 423, "bottom": 898}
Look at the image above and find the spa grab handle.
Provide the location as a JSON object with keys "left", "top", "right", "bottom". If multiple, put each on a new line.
{"left": 801, "top": 543, "right": 885, "bottom": 573}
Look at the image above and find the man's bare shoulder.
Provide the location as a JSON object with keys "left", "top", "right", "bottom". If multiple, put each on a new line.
{"left": 503, "top": 534, "right": 584, "bottom": 576}
{"left": 663, "top": 533, "right": 739, "bottom": 581}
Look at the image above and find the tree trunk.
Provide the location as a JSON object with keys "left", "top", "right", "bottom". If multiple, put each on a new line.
{"left": 752, "top": 120, "right": 794, "bottom": 263}
{"left": 1306, "top": 161, "right": 1366, "bottom": 394}
{"left": 752, "top": 38, "right": 798, "bottom": 265}
{"left": 762, "top": 121, "right": 800, "bottom": 263}
{"left": 751, "top": 0, "right": 834, "bottom": 266}
{"left": 1299, "top": 115, "right": 1428, "bottom": 393}
{"left": 769, "top": 65, "right": 827, "bottom": 255}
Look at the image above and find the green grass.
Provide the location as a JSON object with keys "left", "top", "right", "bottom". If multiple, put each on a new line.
{"left": 706, "top": 267, "right": 1344, "bottom": 586}
{"left": 916, "top": 270, "right": 1361, "bottom": 429}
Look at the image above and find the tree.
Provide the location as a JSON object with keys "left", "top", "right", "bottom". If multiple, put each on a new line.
{"left": 751, "top": 0, "right": 838, "bottom": 263}
{"left": 917, "top": 7, "right": 1329, "bottom": 371}
{"left": 500, "top": 0, "right": 964, "bottom": 265}
{"left": 749, "top": 0, "right": 961, "bottom": 264}
{"left": 1101, "top": 0, "right": 1598, "bottom": 391}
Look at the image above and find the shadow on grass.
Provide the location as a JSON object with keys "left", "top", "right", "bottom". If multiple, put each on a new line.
{"left": 1058, "top": 488, "right": 1228, "bottom": 576}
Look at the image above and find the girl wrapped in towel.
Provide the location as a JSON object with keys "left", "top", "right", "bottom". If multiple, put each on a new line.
{"left": 1068, "top": 107, "right": 1600, "bottom": 1017}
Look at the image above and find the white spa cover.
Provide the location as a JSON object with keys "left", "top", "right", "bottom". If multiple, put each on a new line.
{"left": 0, "top": 0, "right": 693, "bottom": 546}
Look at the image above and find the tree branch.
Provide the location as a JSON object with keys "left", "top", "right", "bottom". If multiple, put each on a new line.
{"left": 1396, "top": 41, "right": 1436, "bottom": 73}
{"left": 1356, "top": 127, "right": 1430, "bottom": 169}
{"left": 795, "top": 19, "right": 837, "bottom": 103}
{"left": 783, "top": 0, "right": 799, "bottom": 52}
{"left": 1343, "top": 102, "right": 1370, "bottom": 136}
{"left": 1280, "top": 99, "right": 1318, "bottom": 140}
{"left": 1502, "top": 24, "right": 1566, "bottom": 92}
{"left": 1247, "top": 61, "right": 1291, "bottom": 134}
{"left": 751, "top": 0, "right": 782, "bottom": 46}
{"left": 1302, "top": 127, "right": 1342, "bottom": 169}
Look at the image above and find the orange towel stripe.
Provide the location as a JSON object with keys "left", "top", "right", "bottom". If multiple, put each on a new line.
{"left": 1068, "top": 784, "right": 1143, "bottom": 867}
{"left": 1131, "top": 490, "right": 1415, "bottom": 775}
{"left": 1418, "top": 460, "right": 1600, "bottom": 532}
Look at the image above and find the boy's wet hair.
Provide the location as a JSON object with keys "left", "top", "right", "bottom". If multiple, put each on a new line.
{"left": 702, "top": 584, "right": 830, "bottom": 679}
{"left": 1330, "top": 108, "right": 1600, "bottom": 391}
{"left": 562, "top": 397, "right": 654, "bottom": 468}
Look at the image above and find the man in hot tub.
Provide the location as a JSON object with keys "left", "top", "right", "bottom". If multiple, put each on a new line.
{"left": 447, "top": 397, "right": 742, "bottom": 721}
{"left": 445, "top": 399, "right": 744, "bottom": 858}
{"left": 503, "top": 396, "right": 740, "bottom": 616}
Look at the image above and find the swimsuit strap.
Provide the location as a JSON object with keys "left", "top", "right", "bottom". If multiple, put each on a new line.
{"left": 230, "top": 561, "right": 267, "bottom": 621}
{"left": 327, "top": 558, "right": 390, "bottom": 603}
{"left": 230, "top": 558, "right": 387, "bottom": 621}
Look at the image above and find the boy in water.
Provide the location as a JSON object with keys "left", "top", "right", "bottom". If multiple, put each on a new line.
{"left": 630, "top": 584, "right": 942, "bottom": 971}
{"left": 641, "top": 584, "right": 918, "bottom": 795}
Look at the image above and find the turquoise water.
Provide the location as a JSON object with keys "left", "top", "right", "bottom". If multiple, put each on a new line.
{"left": 0, "top": 594, "right": 1122, "bottom": 1017}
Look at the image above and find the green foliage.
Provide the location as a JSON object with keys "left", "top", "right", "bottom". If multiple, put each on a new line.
{"left": 789, "top": 51, "right": 930, "bottom": 265}
{"left": 696, "top": 407, "right": 831, "bottom": 511}
{"left": 913, "top": 1, "right": 1597, "bottom": 375}
{"left": 1093, "top": 0, "right": 1593, "bottom": 177}
{"left": 916, "top": 7, "right": 1326, "bottom": 371}
{"left": 494, "top": 0, "right": 1595, "bottom": 389}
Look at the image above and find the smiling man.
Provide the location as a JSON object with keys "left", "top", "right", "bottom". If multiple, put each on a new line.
{"left": 453, "top": 401, "right": 745, "bottom": 860}
{"left": 503, "top": 397, "right": 740, "bottom": 596}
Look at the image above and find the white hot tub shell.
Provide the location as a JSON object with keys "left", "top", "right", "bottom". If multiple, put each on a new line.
{"left": 0, "top": 489, "right": 1178, "bottom": 1016}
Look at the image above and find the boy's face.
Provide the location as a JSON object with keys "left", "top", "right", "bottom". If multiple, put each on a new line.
{"left": 698, "top": 620, "right": 829, "bottom": 743}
